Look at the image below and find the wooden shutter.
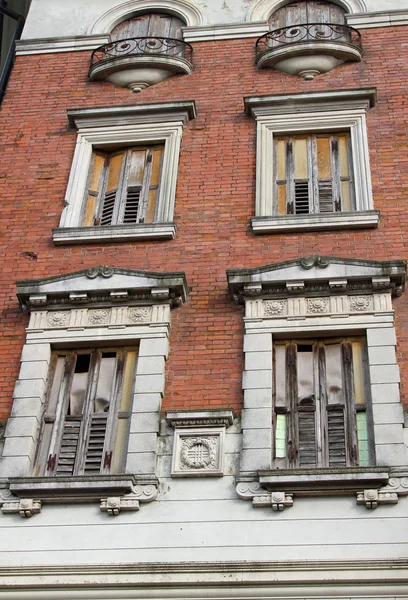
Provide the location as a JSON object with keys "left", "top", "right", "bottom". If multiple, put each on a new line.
{"left": 111, "top": 13, "right": 185, "bottom": 41}
{"left": 39, "top": 348, "right": 137, "bottom": 477}
{"left": 122, "top": 146, "right": 163, "bottom": 224}
{"left": 83, "top": 152, "right": 106, "bottom": 227}
{"left": 296, "top": 344, "right": 317, "bottom": 467}
{"left": 99, "top": 152, "right": 125, "bottom": 226}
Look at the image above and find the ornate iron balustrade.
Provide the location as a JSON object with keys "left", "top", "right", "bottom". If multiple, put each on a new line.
{"left": 256, "top": 23, "right": 362, "bottom": 57}
{"left": 91, "top": 36, "right": 193, "bottom": 67}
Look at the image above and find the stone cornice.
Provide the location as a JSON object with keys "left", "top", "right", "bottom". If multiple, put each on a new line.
{"left": 16, "top": 266, "right": 189, "bottom": 312}
{"left": 227, "top": 256, "right": 406, "bottom": 303}
{"left": 67, "top": 101, "right": 197, "bottom": 129}
{"left": 166, "top": 409, "right": 234, "bottom": 428}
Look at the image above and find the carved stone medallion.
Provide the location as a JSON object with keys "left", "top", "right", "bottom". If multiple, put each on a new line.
{"left": 47, "top": 311, "right": 69, "bottom": 327}
{"left": 349, "top": 295, "right": 372, "bottom": 312}
{"left": 264, "top": 300, "right": 286, "bottom": 316}
{"left": 171, "top": 428, "right": 225, "bottom": 477}
{"left": 306, "top": 297, "right": 329, "bottom": 314}
{"left": 88, "top": 309, "right": 110, "bottom": 325}
{"left": 128, "top": 307, "right": 151, "bottom": 323}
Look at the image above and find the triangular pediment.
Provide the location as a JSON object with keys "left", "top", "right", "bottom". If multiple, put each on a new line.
{"left": 227, "top": 256, "right": 406, "bottom": 302}
{"left": 17, "top": 266, "right": 188, "bottom": 312}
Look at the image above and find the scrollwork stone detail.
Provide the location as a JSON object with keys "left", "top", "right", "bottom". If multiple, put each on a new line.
{"left": 300, "top": 255, "right": 330, "bottom": 270}
{"left": 128, "top": 307, "right": 152, "bottom": 323}
{"left": 47, "top": 311, "right": 69, "bottom": 327}
{"left": 88, "top": 309, "right": 110, "bottom": 325}
{"left": 306, "top": 297, "right": 329, "bottom": 314}
{"left": 264, "top": 300, "right": 286, "bottom": 316}
{"left": 86, "top": 266, "right": 114, "bottom": 279}
{"left": 349, "top": 295, "right": 372, "bottom": 312}
{"left": 180, "top": 436, "right": 217, "bottom": 470}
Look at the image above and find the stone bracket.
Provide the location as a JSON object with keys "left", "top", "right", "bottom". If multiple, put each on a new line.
{"left": 100, "top": 483, "right": 157, "bottom": 515}
{"left": 253, "top": 491, "right": 293, "bottom": 511}
{"left": 1, "top": 498, "right": 42, "bottom": 517}
{"left": 356, "top": 489, "right": 399, "bottom": 509}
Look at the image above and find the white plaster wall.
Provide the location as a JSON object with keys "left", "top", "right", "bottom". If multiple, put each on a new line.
{"left": 21, "top": 0, "right": 408, "bottom": 40}
{"left": 1, "top": 420, "right": 408, "bottom": 568}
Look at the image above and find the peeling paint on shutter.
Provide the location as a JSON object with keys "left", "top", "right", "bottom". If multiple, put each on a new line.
{"left": 55, "top": 418, "right": 81, "bottom": 475}
{"left": 84, "top": 413, "right": 109, "bottom": 474}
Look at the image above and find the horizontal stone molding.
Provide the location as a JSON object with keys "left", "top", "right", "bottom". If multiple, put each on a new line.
{"left": 53, "top": 223, "right": 176, "bottom": 244}
{"left": 251, "top": 211, "right": 380, "bottom": 234}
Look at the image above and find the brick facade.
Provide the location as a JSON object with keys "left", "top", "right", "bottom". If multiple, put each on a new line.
{"left": 0, "top": 27, "right": 407, "bottom": 420}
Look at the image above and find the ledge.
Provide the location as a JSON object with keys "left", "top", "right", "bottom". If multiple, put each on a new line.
{"left": 250, "top": 211, "right": 380, "bottom": 234}
{"left": 52, "top": 223, "right": 176, "bottom": 244}
{"left": 166, "top": 409, "right": 234, "bottom": 428}
{"left": 8, "top": 475, "right": 141, "bottom": 502}
{"left": 258, "top": 467, "right": 390, "bottom": 494}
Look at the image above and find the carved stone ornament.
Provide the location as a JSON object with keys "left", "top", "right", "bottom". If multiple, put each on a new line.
{"left": 306, "top": 297, "right": 329, "bottom": 314}
{"left": 46, "top": 311, "right": 69, "bottom": 327}
{"left": 264, "top": 300, "right": 286, "bottom": 316}
{"left": 100, "top": 483, "right": 157, "bottom": 515}
{"left": 88, "top": 308, "right": 110, "bottom": 325}
{"left": 236, "top": 483, "right": 293, "bottom": 511}
{"left": 86, "top": 266, "right": 114, "bottom": 279}
{"left": 180, "top": 437, "right": 217, "bottom": 470}
{"left": 171, "top": 428, "right": 225, "bottom": 477}
{"left": 349, "top": 295, "right": 372, "bottom": 312}
{"left": 356, "top": 489, "right": 399, "bottom": 509}
{"left": 300, "top": 255, "right": 331, "bottom": 270}
{"left": 1, "top": 498, "right": 42, "bottom": 517}
{"left": 128, "top": 307, "right": 152, "bottom": 323}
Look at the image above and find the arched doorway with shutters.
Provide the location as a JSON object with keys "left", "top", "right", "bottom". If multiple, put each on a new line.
{"left": 255, "top": 0, "right": 362, "bottom": 79}
{"left": 89, "top": 10, "right": 193, "bottom": 92}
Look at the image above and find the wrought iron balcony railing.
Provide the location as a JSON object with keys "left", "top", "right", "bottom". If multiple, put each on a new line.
{"left": 90, "top": 36, "right": 193, "bottom": 69}
{"left": 256, "top": 22, "right": 362, "bottom": 59}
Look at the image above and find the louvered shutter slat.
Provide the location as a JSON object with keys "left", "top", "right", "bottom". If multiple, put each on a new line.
{"left": 328, "top": 407, "right": 347, "bottom": 466}
{"left": 100, "top": 190, "right": 116, "bottom": 225}
{"left": 298, "top": 410, "right": 317, "bottom": 467}
{"left": 294, "top": 181, "right": 310, "bottom": 214}
{"left": 123, "top": 187, "right": 141, "bottom": 223}
{"left": 84, "top": 413, "right": 108, "bottom": 474}
{"left": 318, "top": 180, "right": 334, "bottom": 212}
{"left": 55, "top": 419, "right": 81, "bottom": 475}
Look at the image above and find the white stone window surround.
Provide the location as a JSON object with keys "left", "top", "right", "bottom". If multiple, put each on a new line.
{"left": 227, "top": 255, "right": 408, "bottom": 506}
{"left": 244, "top": 89, "right": 379, "bottom": 234}
{"left": 53, "top": 102, "right": 196, "bottom": 245}
{"left": 0, "top": 266, "right": 188, "bottom": 510}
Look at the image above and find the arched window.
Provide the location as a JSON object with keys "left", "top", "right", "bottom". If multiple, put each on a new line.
{"left": 268, "top": 1, "right": 347, "bottom": 29}
{"left": 111, "top": 12, "right": 186, "bottom": 42}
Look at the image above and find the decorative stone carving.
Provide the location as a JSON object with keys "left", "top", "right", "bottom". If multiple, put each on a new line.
{"left": 166, "top": 410, "right": 234, "bottom": 429}
{"left": 1, "top": 498, "right": 42, "bottom": 517}
{"left": 381, "top": 476, "right": 408, "bottom": 494}
{"left": 100, "top": 496, "right": 140, "bottom": 515}
{"left": 171, "top": 428, "right": 225, "bottom": 477}
{"left": 180, "top": 437, "right": 217, "bottom": 470}
{"left": 300, "top": 255, "right": 330, "bottom": 270}
{"left": 128, "top": 307, "right": 152, "bottom": 323}
{"left": 356, "top": 489, "right": 399, "bottom": 509}
{"left": 47, "top": 311, "right": 69, "bottom": 327}
{"left": 349, "top": 295, "right": 372, "bottom": 312}
{"left": 100, "top": 484, "right": 157, "bottom": 515}
{"left": 236, "top": 484, "right": 293, "bottom": 511}
{"left": 88, "top": 309, "right": 110, "bottom": 325}
{"left": 264, "top": 300, "right": 286, "bottom": 316}
{"left": 306, "top": 297, "right": 329, "bottom": 313}
{"left": 86, "top": 265, "right": 114, "bottom": 279}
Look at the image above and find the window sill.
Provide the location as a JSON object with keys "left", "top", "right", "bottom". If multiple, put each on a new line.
{"left": 257, "top": 467, "right": 390, "bottom": 494}
{"left": 52, "top": 223, "right": 176, "bottom": 245}
{"left": 250, "top": 211, "right": 380, "bottom": 234}
{"left": 8, "top": 474, "right": 154, "bottom": 502}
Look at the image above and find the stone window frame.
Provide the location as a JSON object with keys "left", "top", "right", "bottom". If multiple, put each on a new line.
{"left": 244, "top": 89, "right": 379, "bottom": 234}
{"left": 227, "top": 256, "right": 408, "bottom": 509}
{"left": 0, "top": 266, "right": 188, "bottom": 515}
{"left": 52, "top": 102, "right": 196, "bottom": 245}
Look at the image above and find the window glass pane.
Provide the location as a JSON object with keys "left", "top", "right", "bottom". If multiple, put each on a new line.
{"left": 297, "top": 344, "right": 314, "bottom": 405}
{"left": 275, "top": 413, "right": 286, "bottom": 458}
{"left": 356, "top": 411, "right": 369, "bottom": 466}
{"left": 94, "top": 352, "right": 116, "bottom": 414}
{"left": 274, "top": 344, "right": 286, "bottom": 407}
{"left": 69, "top": 353, "right": 90, "bottom": 416}
{"left": 324, "top": 343, "right": 344, "bottom": 405}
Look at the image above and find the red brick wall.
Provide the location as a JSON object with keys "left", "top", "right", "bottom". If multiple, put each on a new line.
{"left": 0, "top": 26, "right": 407, "bottom": 419}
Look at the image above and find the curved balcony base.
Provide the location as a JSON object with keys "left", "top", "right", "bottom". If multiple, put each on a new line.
{"left": 89, "top": 54, "right": 193, "bottom": 92}
{"left": 256, "top": 42, "right": 362, "bottom": 79}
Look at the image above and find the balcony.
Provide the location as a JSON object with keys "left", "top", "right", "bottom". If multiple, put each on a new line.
{"left": 89, "top": 37, "right": 193, "bottom": 92}
{"left": 255, "top": 23, "right": 362, "bottom": 80}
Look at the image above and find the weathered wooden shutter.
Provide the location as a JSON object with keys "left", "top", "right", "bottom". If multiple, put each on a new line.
{"left": 286, "top": 343, "right": 299, "bottom": 466}
{"left": 289, "top": 138, "right": 311, "bottom": 215}
{"left": 99, "top": 152, "right": 126, "bottom": 226}
{"left": 121, "top": 147, "right": 163, "bottom": 224}
{"left": 111, "top": 13, "right": 185, "bottom": 41}
{"left": 83, "top": 413, "right": 109, "bottom": 474}
{"left": 55, "top": 418, "right": 81, "bottom": 475}
{"left": 296, "top": 344, "right": 317, "bottom": 467}
{"left": 269, "top": 1, "right": 346, "bottom": 28}
{"left": 83, "top": 152, "right": 106, "bottom": 227}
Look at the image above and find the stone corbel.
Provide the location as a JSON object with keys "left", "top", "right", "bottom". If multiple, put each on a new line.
{"left": 356, "top": 489, "right": 399, "bottom": 509}
{"left": 1, "top": 498, "right": 42, "bottom": 517}
{"left": 100, "top": 484, "right": 158, "bottom": 516}
{"left": 236, "top": 482, "right": 293, "bottom": 511}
